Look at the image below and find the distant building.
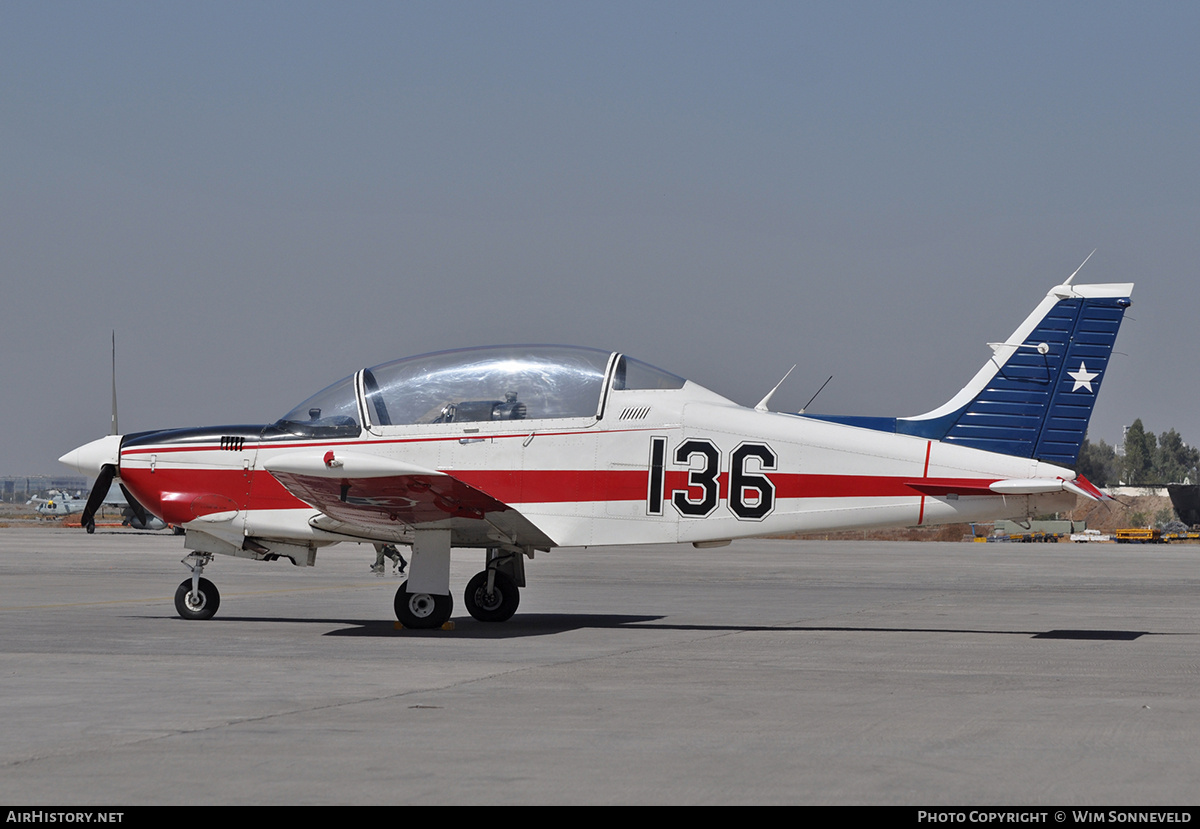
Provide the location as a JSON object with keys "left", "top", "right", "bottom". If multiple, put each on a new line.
{"left": 2, "top": 475, "right": 89, "bottom": 503}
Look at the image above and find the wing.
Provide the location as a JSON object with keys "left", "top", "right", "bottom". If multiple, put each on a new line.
{"left": 264, "top": 450, "right": 555, "bottom": 548}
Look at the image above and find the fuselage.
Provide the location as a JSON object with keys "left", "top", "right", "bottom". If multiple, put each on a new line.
{"left": 113, "top": 374, "right": 1074, "bottom": 556}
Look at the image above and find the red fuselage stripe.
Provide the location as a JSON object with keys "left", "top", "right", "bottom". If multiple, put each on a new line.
{"left": 120, "top": 464, "right": 998, "bottom": 524}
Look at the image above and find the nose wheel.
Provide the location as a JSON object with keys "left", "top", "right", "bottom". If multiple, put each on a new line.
{"left": 175, "top": 552, "right": 219, "bottom": 620}
{"left": 174, "top": 577, "right": 220, "bottom": 620}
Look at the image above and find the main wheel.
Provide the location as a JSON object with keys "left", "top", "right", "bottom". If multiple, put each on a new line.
{"left": 464, "top": 570, "right": 520, "bottom": 622}
{"left": 174, "top": 577, "right": 220, "bottom": 620}
{"left": 394, "top": 582, "right": 453, "bottom": 629}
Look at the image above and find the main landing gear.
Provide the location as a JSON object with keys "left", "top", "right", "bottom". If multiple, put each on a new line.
{"left": 463, "top": 570, "right": 519, "bottom": 622}
{"left": 393, "top": 582, "right": 454, "bottom": 629}
{"left": 175, "top": 552, "right": 220, "bottom": 620}
{"left": 463, "top": 548, "right": 522, "bottom": 623}
{"left": 392, "top": 547, "right": 524, "bottom": 628}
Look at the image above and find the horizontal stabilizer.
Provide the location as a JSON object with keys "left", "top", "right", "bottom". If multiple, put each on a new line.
{"left": 904, "top": 474, "right": 1108, "bottom": 501}
{"left": 989, "top": 475, "right": 1108, "bottom": 501}
{"left": 987, "top": 479, "right": 1073, "bottom": 495}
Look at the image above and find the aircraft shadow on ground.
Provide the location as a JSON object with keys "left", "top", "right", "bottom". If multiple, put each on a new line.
{"left": 163, "top": 614, "right": 1161, "bottom": 641}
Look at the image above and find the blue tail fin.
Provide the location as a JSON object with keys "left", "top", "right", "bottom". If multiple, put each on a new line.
{"left": 803, "top": 280, "right": 1133, "bottom": 467}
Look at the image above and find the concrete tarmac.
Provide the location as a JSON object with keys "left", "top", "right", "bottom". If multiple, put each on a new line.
{"left": 1, "top": 527, "right": 1198, "bottom": 805}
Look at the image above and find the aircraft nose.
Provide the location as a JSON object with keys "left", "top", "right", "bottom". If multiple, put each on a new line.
{"left": 59, "top": 434, "right": 123, "bottom": 476}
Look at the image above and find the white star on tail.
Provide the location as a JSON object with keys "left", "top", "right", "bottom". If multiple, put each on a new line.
{"left": 1068, "top": 362, "right": 1099, "bottom": 393}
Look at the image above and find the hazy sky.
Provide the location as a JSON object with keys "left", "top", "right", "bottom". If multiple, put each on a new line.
{"left": 3, "top": 1, "right": 1197, "bottom": 474}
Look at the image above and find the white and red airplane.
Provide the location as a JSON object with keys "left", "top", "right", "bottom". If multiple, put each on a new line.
{"left": 60, "top": 275, "right": 1132, "bottom": 628}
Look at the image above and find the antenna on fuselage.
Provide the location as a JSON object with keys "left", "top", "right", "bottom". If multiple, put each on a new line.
{"left": 798, "top": 375, "right": 833, "bottom": 414}
{"left": 755, "top": 365, "right": 796, "bottom": 412}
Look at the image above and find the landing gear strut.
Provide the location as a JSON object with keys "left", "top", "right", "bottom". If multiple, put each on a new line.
{"left": 175, "top": 552, "right": 220, "bottom": 620}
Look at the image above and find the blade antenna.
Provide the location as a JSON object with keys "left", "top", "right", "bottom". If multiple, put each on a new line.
{"left": 799, "top": 375, "right": 833, "bottom": 414}
{"left": 1063, "top": 249, "right": 1096, "bottom": 286}
{"left": 755, "top": 365, "right": 796, "bottom": 413}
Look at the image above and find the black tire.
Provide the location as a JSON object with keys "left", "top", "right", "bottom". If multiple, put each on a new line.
{"left": 394, "top": 582, "right": 453, "bottom": 629}
{"left": 463, "top": 570, "right": 520, "bottom": 622}
{"left": 174, "top": 577, "right": 220, "bottom": 620}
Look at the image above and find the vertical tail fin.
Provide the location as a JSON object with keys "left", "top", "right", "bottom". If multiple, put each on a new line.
{"left": 898, "top": 281, "right": 1133, "bottom": 465}
{"left": 799, "top": 280, "right": 1133, "bottom": 468}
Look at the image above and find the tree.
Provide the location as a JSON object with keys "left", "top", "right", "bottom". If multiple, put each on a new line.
{"left": 1076, "top": 437, "right": 1120, "bottom": 487}
{"left": 1154, "top": 428, "right": 1199, "bottom": 484}
{"left": 1121, "top": 419, "right": 1156, "bottom": 485}
{"left": 1107, "top": 421, "right": 1200, "bottom": 485}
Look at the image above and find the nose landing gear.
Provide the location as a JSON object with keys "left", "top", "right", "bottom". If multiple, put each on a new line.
{"left": 175, "top": 552, "right": 220, "bottom": 620}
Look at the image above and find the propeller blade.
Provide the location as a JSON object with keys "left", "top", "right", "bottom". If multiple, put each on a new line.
{"left": 80, "top": 464, "right": 116, "bottom": 532}
{"left": 110, "top": 331, "right": 118, "bottom": 436}
{"left": 118, "top": 482, "right": 150, "bottom": 528}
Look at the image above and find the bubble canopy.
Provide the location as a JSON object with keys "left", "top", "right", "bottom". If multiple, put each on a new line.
{"left": 273, "top": 345, "right": 685, "bottom": 437}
